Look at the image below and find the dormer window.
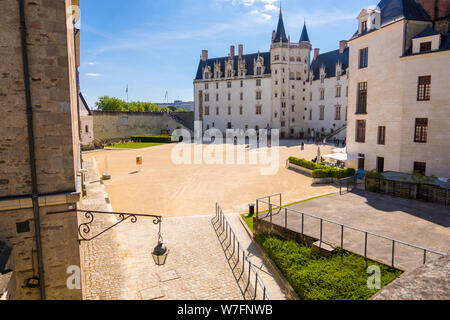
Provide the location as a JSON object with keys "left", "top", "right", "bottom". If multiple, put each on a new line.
{"left": 203, "top": 66, "right": 212, "bottom": 80}
{"left": 420, "top": 42, "right": 432, "bottom": 53}
{"left": 361, "top": 21, "right": 367, "bottom": 34}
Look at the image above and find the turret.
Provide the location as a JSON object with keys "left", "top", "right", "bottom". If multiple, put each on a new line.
{"left": 299, "top": 22, "right": 310, "bottom": 43}
{"left": 273, "top": 9, "right": 288, "bottom": 43}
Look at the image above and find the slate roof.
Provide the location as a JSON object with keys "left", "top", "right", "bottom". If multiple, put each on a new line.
{"left": 0, "top": 238, "right": 12, "bottom": 273}
{"left": 273, "top": 10, "right": 288, "bottom": 43}
{"left": 351, "top": 0, "right": 432, "bottom": 40}
{"left": 404, "top": 32, "right": 450, "bottom": 55}
{"left": 79, "top": 92, "right": 92, "bottom": 115}
{"left": 299, "top": 23, "right": 310, "bottom": 42}
{"left": 412, "top": 25, "right": 440, "bottom": 39}
{"left": 310, "top": 47, "right": 349, "bottom": 81}
{"left": 195, "top": 52, "right": 271, "bottom": 80}
{"left": 379, "top": 0, "right": 431, "bottom": 26}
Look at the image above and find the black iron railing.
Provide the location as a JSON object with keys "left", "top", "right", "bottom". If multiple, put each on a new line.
{"left": 211, "top": 204, "right": 270, "bottom": 300}
{"left": 255, "top": 194, "right": 446, "bottom": 271}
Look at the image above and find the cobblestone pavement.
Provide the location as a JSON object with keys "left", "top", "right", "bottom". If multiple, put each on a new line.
{"left": 80, "top": 159, "right": 242, "bottom": 300}
{"left": 259, "top": 191, "right": 450, "bottom": 271}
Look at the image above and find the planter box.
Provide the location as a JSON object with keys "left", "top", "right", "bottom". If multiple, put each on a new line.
{"left": 287, "top": 162, "right": 313, "bottom": 177}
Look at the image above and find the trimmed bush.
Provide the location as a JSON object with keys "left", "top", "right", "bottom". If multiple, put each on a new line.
{"left": 131, "top": 135, "right": 174, "bottom": 143}
{"left": 289, "top": 157, "right": 356, "bottom": 179}
{"left": 288, "top": 157, "right": 327, "bottom": 171}
{"left": 255, "top": 234, "right": 402, "bottom": 300}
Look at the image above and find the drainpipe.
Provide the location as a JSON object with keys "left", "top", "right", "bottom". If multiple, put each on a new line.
{"left": 18, "top": 0, "right": 46, "bottom": 300}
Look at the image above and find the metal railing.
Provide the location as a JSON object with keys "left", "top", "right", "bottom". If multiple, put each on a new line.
{"left": 255, "top": 194, "right": 446, "bottom": 271}
{"left": 338, "top": 176, "right": 357, "bottom": 195}
{"left": 211, "top": 204, "right": 270, "bottom": 300}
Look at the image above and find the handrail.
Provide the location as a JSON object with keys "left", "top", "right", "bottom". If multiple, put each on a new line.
{"left": 212, "top": 204, "right": 270, "bottom": 300}
{"left": 256, "top": 198, "right": 445, "bottom": 256}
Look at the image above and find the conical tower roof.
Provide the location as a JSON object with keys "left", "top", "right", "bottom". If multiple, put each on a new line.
{"left": 273, "top": 9, "right": 288, "bottom": 43}
{"left": 300, "top": 22, "right": 310, "bottom": 42}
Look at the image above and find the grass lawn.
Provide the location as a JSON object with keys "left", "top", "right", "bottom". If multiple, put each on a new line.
{"left": 240, "top": 193, "right": 334, "bottom": 232}
{"left": 105, "top": 142, "right": 166, "bottom": 149}
{"left": 255, "top": 234, "right": 403, "bottom": 300}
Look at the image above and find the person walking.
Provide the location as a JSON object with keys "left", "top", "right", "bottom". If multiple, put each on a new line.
{"left": 301, "top": 142, "right": 305, "bottom": 151}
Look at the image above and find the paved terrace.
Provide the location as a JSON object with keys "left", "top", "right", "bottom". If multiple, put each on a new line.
{"left": 258, "top": 190, "right": 450, "bottom": 271}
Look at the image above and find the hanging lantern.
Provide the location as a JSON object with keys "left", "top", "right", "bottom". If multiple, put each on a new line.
{"left": 152, "top": 241, "right": 169, "bottom": 266}
{"left": 152, "top": 221, "right": 168, "bottom": 265}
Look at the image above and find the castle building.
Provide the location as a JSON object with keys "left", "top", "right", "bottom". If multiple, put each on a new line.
{"left": 0, "top": 0, "right": 84, "bottom": 299}
{"left": 194, "top": 10, "right": 319, "bottom": 139}
{"left": 346, "top": 0, "right": 450, "bottom": 177}
{"left": 194, "top": 9, "right": 351, "bottom": 140}
{"left": 307, "top": 41, "right": 349, "bottom": 141}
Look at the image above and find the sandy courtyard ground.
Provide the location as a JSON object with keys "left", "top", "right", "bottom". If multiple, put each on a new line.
{"left": 83, "top": 141, "right": 337, "bottom": 217}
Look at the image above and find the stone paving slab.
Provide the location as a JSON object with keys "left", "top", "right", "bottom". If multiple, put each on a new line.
{"left": 259, "top": 191, "right": 450, "bottom": 271}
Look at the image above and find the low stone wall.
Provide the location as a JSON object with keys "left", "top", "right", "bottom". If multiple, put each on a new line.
{"left": 286, "top": 162, "right": 313, "bottom": 177}
{"left": 253, "top": 217, "right": 318, "bottom": 247}
{"left": 92, "top": 111, "right": 194, "bottom": 142}
{"left": 312, "top": 177, "right": 339, "bottom": 185}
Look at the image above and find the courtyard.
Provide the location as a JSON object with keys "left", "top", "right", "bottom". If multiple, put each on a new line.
{"left": 84, "top": 141, "right": 337, "bottom": 217}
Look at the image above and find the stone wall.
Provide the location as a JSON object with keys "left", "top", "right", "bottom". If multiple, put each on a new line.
{"left": 253, "top": 217, "right": 318, "bottom": 247}
{"left": 0, "top": 0, "right": 80, "bottom": 197}
{"left": 92, "top": 111, "right": 194, "bottom": 142}
{"left": 0, "top": 0, "right": 82, "bottom": 300}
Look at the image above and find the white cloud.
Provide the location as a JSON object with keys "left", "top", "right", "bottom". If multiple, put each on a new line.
{"left": 263, "top": 4, "right": 278, "bottom": 12}
{"left": 86, "top": 73, "right": 101, "bottom": 77}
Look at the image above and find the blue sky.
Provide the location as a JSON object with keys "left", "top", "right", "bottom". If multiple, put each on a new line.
{"left": 79, "top": 0, "right": 376, "bottom": 108}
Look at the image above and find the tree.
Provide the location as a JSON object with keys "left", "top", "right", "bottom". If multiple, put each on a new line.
{"left": 95, "top": 96, "right": 127, "bottom": 111}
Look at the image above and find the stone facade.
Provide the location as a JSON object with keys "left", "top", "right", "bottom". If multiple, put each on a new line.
{"left": 194, "top": 10, "right": 352, "bottom": 140}
{"left": 346, "top": 1, "right": 450, "bottom": 178}
{"left": 92, "top": 111, "right": 194, "bottom": 142}
{"left": 79, "top": 93, "right": 94, "bottom": 150}
{"left": 194, "top": 10, "right": 313, "bottom": 139}
{"left": 306, "top": 42, "right": 349, "bottom": 140}
{"left": 0, "top": 0, "right": 83, "bottom": 299}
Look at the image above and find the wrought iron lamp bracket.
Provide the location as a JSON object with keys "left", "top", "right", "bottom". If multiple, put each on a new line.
{"left": 48, "top": 209, "right": 162, "bottom": 244}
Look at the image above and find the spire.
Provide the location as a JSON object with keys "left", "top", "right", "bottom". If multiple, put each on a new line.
{"left": 273, "top": 8, "right": 288, "bottom": 43}
{"left": 300, "top": 21, "right": 310, "bottom": 43}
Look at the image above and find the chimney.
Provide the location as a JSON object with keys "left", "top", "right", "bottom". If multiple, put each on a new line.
{"left": 339, "top": 40, "right": 348, "bottom": 54}
{"left": 202, "top": 50, "right": 208, "bottom": 61}
{"left": 230, "top": 45, "right": 235, "bottom": 58}
{"left": 238, "top": 44, "right": 243, "bottom": 58}
{"left": 314, "top": 48, "right": 320, "bottom": 60}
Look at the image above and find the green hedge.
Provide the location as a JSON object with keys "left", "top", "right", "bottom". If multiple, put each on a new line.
{"left": 131, "top": 135, "right": 174, "bottom": 143}
{"left": 288, "top": 157, "right": 327, "bottom": 170}
{"left": 255, "top": 234, "right": 402, "bottom": 300}
{"left": 289, "top": 157, "right": 355, "bottom": 179}
{"left": 312, "top": 168, "right": 356, "bottom": 179}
